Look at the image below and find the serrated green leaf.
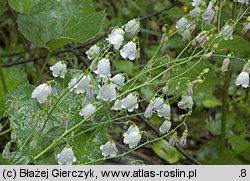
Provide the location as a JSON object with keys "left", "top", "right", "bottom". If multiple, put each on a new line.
{"left": 0, "top": 67, "right": 28, "bottom": 118}
{"left": 5, "top": 69, "right": 108, "bottom": 164}
{"left": 17, "top": 0, "right": 106, "bottom": 50}
{"left": 8, "top": 0, "right": 39, "bottom": 13}
{"left": 218, "top": 35, "right": 250, "bottom": 56}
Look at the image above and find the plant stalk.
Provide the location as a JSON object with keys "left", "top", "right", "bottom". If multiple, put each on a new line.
{"left": 37, "top": 50, "right": 51, "bottom": 85}
{"left": 0, "top": 59, "right": 8, "bottom": 94}
{"left": 220, "top": 71, "right": 231, "bottom": 156}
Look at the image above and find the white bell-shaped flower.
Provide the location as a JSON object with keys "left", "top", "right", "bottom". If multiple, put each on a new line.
{"left": 75, "top": 75, "right": 91, "bottom": 94}
{"left": 144, "top": 103, "right": 153, "bottom": 118}
{"left": 120, "top": 41, "right": 137, "bottom": 60}
{"left": 181, "top": 29, "right": 191, "bottom": 41}
{"left": 221, "top": 58, "right": 230, "bottom": 73}
{"left": 221, "top": 24, "right": 234, "bottom": 40}
{"left": 97, "top": 83, "right": 117, "bottom": 101}
{"left": 79, "top": 104, "right": 96, "bottom": 118}
{"left": 179, "top": 130, "right": 188, "bottom": 147}
{"left": 237, "top": 0, "right": 249, "bottom": 4}
{"left": 178, "top": 96, "right": 194, "bottom": 109}
{"left": 192, "top": 0, "right": 202, "bottom": 7}
{"left": 159, "top": 120, "right": 171, "bottom": 134}
{"left": 110, "top": 74, "right": 125, "bottom": 88}
{"left": 189, "top": 7, "right": 201, "bottom": 17}
{"left": 121, "top": 93, "right": 139, "bottom": 112}
{"left": 157, "top": 103, "right": 171, "bottom": 119}
{"left": 106, "top": 28, "right": 124, "bottom": 50}
{"left": 202, "top": 2, "right": 216, "bottom": 22}
{"left": 31, "top": 83, "right": 52, "bottom": 104}
{"left": 123, "top": 125, "right": 142, "bottom": 148}
{"left": 57, "top": 147, "right": 76, "bottom": 165}
{"left": 124, "top": 19, "right": 140, "bottom": 35}
{"left": 50, "top": 61, "right": 67, "bottom": 78}
{"left": 94, "top": 58, "right": 111, "bottom": 79}
{"left": 100, "top": 140, "right": 118, "bottom": 157}
{"left": 153, "top": 97, "right": 164, "bottom": 111}
{"left": 111, "top": 99, "right": 122, "bottom": 110}
{"left": 235, "top": 71, "right": 249, "bottom": 88}
{"left": 243, "top": 22, "right": 250, "bottom": 33}
{"left": 86, "top": 44, "right": 100, "bottom": 60}
{"left": 176, "top": 17, "right": 189, "bottom": 32}
{"left": 68, "top": 74, "right": 91, "bottom": 94}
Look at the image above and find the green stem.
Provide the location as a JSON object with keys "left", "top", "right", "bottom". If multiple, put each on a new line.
{"left": 0, "top": 59, "right": 8, "bottom": 94}
{"left": 220, "top": 71, "right": 231, "bottom": 156}
{"left": 37, "top": 50, "right": 51, "bottom": 85}
{"left": 0, "top": 128, "right": 11, "bottom": 137}
{"left": 32, "top": 105, "right": 103, "bottom": 162}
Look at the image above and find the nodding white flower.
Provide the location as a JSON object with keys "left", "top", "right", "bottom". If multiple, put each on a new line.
{"left": 181, "top": 29, "right": 191, "bottom": 41}
{"left": 157, "top": 103, "right": 171, "bottom": 119}
{"left": 176, "top": 17, "right": 189, "bottom": 32}
{"left": 94, "top": 58, "right": 111, "bottom": 79}
{"left": 86, "top": 44, "right": 100, "bottom": 60}
{"left": 57, "top": 147, "right": 76, "bottom": 165}
{"left": 86, "top": 85, "right": 94, "bottom": 102}
{"left": 68, "top": 74, "right": 91, "bottom": 94}
{"left": 111, "top": 99, "right": 122, "bottom": 110}
{"left": 192, "top": 0, "right": 202, "bottom": 7}
{"left": 202, "top": 2, "right": 216, "bottom": 22}
{"left": 50, "top": 61, "right": 67, "bottom": 78}
{"left": 187, "top": 84, "right": 193, "bottom": 96}
{"left": 193, "top": 34, "right": 210, "bottom": 48}
{"left": 120, "top": 41, "right": 137, "bottom": 60}
{"left": 121, "top": 93, "right": 139, "bottom": 112}
{"left": 221, "top": 58, "right": 230, "bottom": 73}
{"left": 178, "top": 96, "right": 194, "bottom": 109}
{"left": 159, "top": 120, "right": 171, "bottom": 134}
{"left": 123, "top": 125, "right": 142, "bottom": 148}
{"left": 106, "top": 28, "right": 124, "bottom": 50}
{"left": 153, "top": 97, "right": 164, "bottom": 111}
{"left": 221, "top": 24, "right": 234, "bottom": 40}
{"left": 237, "top": 0, "right": 249, "bottom": 4}
{"left": 100, "top": 140, "right": 118, "bottom": 157}
{"left": 144, "top": 103, "right": 153, "bottom": 118}
{"left": 2, "top": 144, "right": 10, "bottom": 159}
{"left": 97, "top": 83, "right": 117, "bottom": 101}
{"left": 189, "top": 7, "right": 201, "bottom": 17}
{"left": 124, "top": 19, "right": 140, "bottom": 35}
{"left": 243, "top": 22, "right": 250, "bottom": 33}
{"left": 169, "top": 133, "right": 177, "bottom": 146}
{"left": 31, "top": 83, "right": 52, "bottom": 104}
{"left": 179, "top": 131, "right": 188, "bottom": 146}
{"left": 79, "top": 104, "right": 96, "bottom": 118}
{"left": 110, "top": 74, "right": 125, "bottom": 88}
{"left": 235, "top": 71, "right": 249, "bottom": 88}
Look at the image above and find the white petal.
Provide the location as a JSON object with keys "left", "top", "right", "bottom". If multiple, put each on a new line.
{"left": 97, "top": 83, "right": 117, "bottom": 101}
{"left": 124, "top": 19, "right": 140, "bottom": 35}
{"left": 79, "top": 104, "right": 96, "bottom": 118}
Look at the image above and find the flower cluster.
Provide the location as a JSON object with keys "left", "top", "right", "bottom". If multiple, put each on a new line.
{"left": 28, "top": 0, "right": 250, "bottom": 164}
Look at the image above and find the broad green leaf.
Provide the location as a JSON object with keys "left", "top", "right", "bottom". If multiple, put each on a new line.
{"left": 202, "top": 98, "right": 221, "bottom": 108}
{"left": 5, "top": 70, "right": 108, "bottom": 164}
{"left": 228, "top": 134, "right": 250, "bottom": 154}
{"left": 0, "top": 67, "right": 28, "bottom": 118}
{"left": 218, "top": 35, "right": 250, "bottom": 56}
{"left": 152, "top": 139, "right": 184, "bottom": 164}
{"left": 113, "top": 60, "right": 137, "bottom": 76}
{"left": 8, "top": 0, "right": 39, "bottom": 13}
{"left": 17, "top": 0, "right": 106, "bottom": 50}
{"left": 0, "top": 0, "right": 6, "bottom": 14}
